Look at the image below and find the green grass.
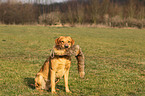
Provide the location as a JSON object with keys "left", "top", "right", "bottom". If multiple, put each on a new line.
{"left": 0, "top": 25, "right": 145, "bottom": 96}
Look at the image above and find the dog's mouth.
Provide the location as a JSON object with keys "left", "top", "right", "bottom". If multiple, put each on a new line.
{"left": 64, "top": 45, "right": 69, "bottom": 48}
{"left": 63, "top": 44, "right": 70, "bottom": 49}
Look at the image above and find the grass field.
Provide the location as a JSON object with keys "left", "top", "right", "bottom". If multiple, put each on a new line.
{"left": 0, "top": 25, "right": 145, "bottom": 96}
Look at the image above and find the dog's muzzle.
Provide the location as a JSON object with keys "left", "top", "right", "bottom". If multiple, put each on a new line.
{"left": 64, "top": 44, "right": 69, "bottom": 48}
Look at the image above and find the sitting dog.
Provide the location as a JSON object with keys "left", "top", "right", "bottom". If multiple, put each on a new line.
{"left": 35, "top": 36, "right": 85, "bottom": 93}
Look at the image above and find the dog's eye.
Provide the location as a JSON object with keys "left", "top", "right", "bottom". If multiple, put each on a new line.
{"left": 68, "top": 41, "right": 70, "bottom": 43}
{"left": 61, "top": 41, "right": 64, "bottom": 43}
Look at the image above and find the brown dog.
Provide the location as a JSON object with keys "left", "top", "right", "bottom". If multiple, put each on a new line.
{"left": 35, "top": 36, "right": 75, "bottom": 93}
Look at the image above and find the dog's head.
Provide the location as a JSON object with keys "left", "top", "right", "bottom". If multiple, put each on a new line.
{"left": 55, "top": 36, "right": 75, "bottom": 49}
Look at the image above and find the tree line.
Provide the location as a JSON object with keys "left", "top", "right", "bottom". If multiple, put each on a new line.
{"left": 0, "top": 0, "right": 145, "bottom": 28}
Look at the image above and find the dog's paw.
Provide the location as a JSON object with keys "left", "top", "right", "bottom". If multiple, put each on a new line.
{"left": 66, "top": 90, "right": 72, "bottom": 93}
{"left": 51, "top": 91, "right": 57, "bottom": 94}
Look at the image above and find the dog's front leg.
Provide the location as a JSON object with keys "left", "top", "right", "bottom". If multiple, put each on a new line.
{"left": 50, "top": 69, "right": 56, "bottom": 93}
{"left": 64, "top": 69, "right": 72, "bottom": 93}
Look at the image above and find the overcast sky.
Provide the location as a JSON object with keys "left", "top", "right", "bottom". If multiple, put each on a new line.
{"left": 21, "top": 0, "right": 68, "bottom": 3}
{"left": 1, "top": 0, "right": 68, "bottom": 4}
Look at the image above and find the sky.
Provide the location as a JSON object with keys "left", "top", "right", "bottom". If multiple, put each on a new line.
{"left": 21, "top": 0, "right": 68, "bottom": 3}
{"left": 1, "top": 0, "right": 69, "bottom": 4}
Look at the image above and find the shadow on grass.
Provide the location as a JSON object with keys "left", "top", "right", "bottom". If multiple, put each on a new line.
{"left": 24, "top": 77, "right": 65, "bottom": 92}
{"left": 56, "top": 84, "right": 65, "bottom": 92}
{"left": 24, "top": 78, "right": 35, "bottom": 89}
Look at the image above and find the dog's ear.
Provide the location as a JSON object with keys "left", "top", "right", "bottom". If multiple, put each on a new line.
{"left": 55, "top": 37, "right": 59, "bottom": 45}
{"left": 71, "top": 38, "right": 75, "bottom": 45}
{"left": 55, "top": 36, "right": 63, "bottom": 45}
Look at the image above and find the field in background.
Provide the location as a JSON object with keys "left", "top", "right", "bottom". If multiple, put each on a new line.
{"left": 0, "top": 0, "right": 145, "bottom": 28}
{"left": 0, "top": 25, "right": 145, "bottom": 96}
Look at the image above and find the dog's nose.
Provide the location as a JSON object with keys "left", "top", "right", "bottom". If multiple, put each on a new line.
{"left": 64, "top": 44, "right": 69, "bottom": 48}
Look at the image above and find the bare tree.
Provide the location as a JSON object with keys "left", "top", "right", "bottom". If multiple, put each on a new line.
{"left": 77, "top": 2, "right": 84, "bottom": 24}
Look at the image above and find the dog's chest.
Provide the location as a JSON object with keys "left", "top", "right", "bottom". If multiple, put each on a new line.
{"left": 51, "top": 57, "right": 71, "bottom": 78}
